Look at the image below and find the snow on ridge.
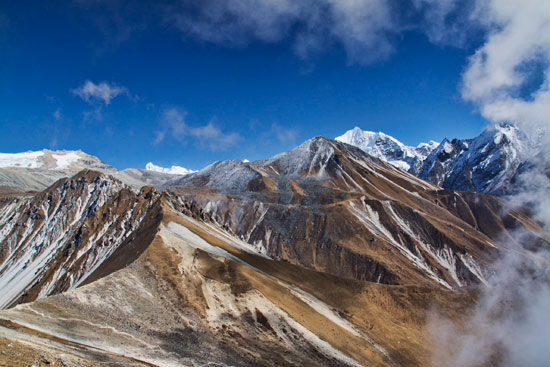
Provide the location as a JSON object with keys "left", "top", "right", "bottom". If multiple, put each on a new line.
{"left": 145, "top": 162, "right": 195, "bottom": 176}
{"left": 0, "top": 149, "right": 93, "bottom": 170}
{"left": 336, "top": 126, "right": 439, "bottom": 171}
{"left": 0, "top": 151, "right": 45, "bottom": 168}
{"left": 52, "top": 152, "right": 82, "bottom": 169}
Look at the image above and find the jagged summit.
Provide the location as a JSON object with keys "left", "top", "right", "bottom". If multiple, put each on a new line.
{"left": 335, "top": 126, "right": 439, "bottom": 171}
{"left": 415, "top": 123, "right": 534, "bottom": 194}
{"left": 339, "top": 123, "right": 538, "bottom": 195}
{"left": 256, "top": 136, "right": 342, "bottom": 177}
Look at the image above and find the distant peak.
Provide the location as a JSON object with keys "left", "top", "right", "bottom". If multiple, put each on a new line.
{"left": 335, "top": 126, "right": 439, "bottom": 171}
{"left": 0, "top": 149, "right": 108, "bottom": 170}
{"left": 145, "top": 162, "right": 195, "bottom": 176}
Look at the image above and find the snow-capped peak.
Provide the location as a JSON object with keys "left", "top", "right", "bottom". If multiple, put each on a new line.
{"left": 145, "top": 162, "right": 195, "bottom": 176}
{"left": 0, "top": 151, "right": 45, "bottom": 168}
{"left": 0, "top": 149, "right": 108, "bottom": 171}
{"left": 415, "top": 123, "right": 536, "bottom": 194}
{"left": 335, "top": 126, "right": 439, "bottom": 171}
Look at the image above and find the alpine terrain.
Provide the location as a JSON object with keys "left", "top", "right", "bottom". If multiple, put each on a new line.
{"left": 0, "top": 149, "right": 193, "bottom": 192}
{"left": 0, "top": 137, "right": 547, "bottom": 367}
{"left": 337, "top": 123, "right": 538, "bottom": 195}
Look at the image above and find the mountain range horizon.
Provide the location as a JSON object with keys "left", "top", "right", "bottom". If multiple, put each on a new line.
{"left": 1, "top": 122, "right": 535, "bottom": 197}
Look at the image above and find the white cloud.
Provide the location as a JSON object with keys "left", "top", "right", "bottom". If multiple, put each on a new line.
{"left": 159, "top": 107, "right": 187, "bottom": 142}
{"left": 189, "top": 121, "right": 242, "bottom": 150}
{"left": 71, "top": 80, "right": 129, "bottom": 105}
{"left": 461, "top": 0, "right": 550, "bottom": 132}
{"left": 422, "top": 3, "right": 550, "bottom": 366}
{"left": 155, "top": 108, "right": 242, "bottom": 150}
{"left": 413, "top": 0, "right": 486, "bottom": 47}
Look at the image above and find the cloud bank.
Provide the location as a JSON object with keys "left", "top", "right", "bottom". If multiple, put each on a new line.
{"left": 461, "top": 0, "right": 550, "bottom": 131}
{"left": 424, "top": 2, "right": 550, "bottom": 365}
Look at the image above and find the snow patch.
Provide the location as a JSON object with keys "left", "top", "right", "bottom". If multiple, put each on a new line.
{"left": 52, "top": 152, "right": 82, "bottom": 169}
{"left": 0, "top": 151, "right": 45, "bottom": 168}
{"left": 145, "top": 162, "right": 195, "bottom": 175}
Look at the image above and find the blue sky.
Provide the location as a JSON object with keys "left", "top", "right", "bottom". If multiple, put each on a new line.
{"left": 1, "top": 1, "right": 544, "bottom": 170}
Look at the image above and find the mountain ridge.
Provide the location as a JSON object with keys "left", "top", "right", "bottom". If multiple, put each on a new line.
{"left": 0, "top": 149, "right": 190, "bottom": 192}
{"left": 335, "top": 126, "right": 439, "bottom": 172}
{"left": 163, "top": 137, "right": 542, "bottom": 289}
{"left": 337, "top": 123, "right": 537, "bottom": 195}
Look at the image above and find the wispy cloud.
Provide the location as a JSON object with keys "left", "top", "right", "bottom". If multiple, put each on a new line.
{"left": 52, "top": 108, "right": 62, "bottom": 121}
{"left": 165, "top": 0, "right": 401, "bottom": 65}
{"left": 71, "top": 80, "right": 129, "bottom": 105}
{"left": 412, "top": 0, "right": 483, "bottom": 47}
{"left": 155, "top": 108, "right": 242, "bottom": 150}
{"left": 156, "top": 107, "right": 187, "bottom": 143}
{"left": 270, "top": 121, "right": 298, "bottom": 145}
{"left": 189, "top": 120, "right": 242, "bottom": 151}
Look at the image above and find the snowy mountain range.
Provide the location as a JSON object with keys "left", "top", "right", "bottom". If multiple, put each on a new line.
{"left": 336, "top": 127, "right": 439, "bottom": 172}
{"left": 1, "top": 123, "right": 537, "bottom": 197}
{"left": 337, "top": 123, "right": 536, "bottom": 195}
{"left": 0, "top": 149, "right": 194, "bottom": 192}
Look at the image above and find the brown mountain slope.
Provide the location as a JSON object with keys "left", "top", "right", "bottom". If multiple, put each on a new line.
{"left": 164, "top": 137, "right": 546, "bottom": 289}
{"left": 0, "top": 201, "right": 476, "bottom": 367}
